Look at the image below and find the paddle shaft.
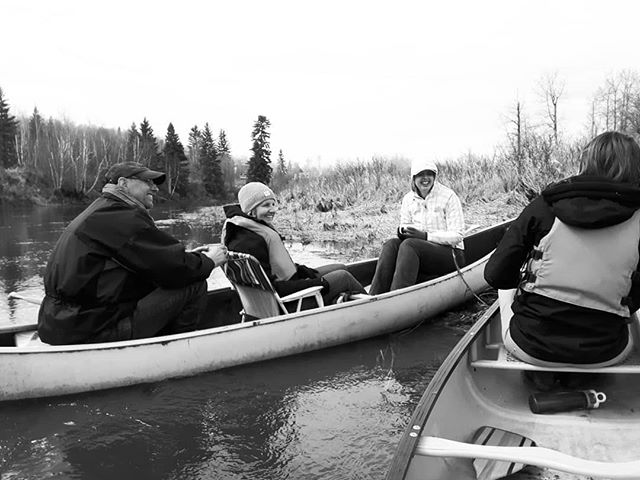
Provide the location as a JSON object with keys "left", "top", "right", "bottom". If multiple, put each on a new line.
{"left": 418, "top": 436, "right": 640, "bottom": 479}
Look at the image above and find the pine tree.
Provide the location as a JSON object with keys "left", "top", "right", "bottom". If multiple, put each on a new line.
{"left": 271, "top": 149, "right": 289, "bottom": 189}
{"left": 246, "top": 115, "right": 272, "bottom": 184}
{"left": 187, "top": 125, "right": 202, "bottom": 186}
{"left": 125, "top": 123, "right": 140, "bottom": 162}
{"left": 200, "top": 123, "right": 224, "bottom": 197}
{"left": 0, "top": 87, "right": 19, "bottom": 168}
{"left": 162, "top": 123, "right": 189, "bottom": 196}
{"left": 217, "top": 129, "right": 235, "bottom": 192}
{"left": 277, "top": 149, "right": 287, "bottom": 176}
{"left": 139, "top": 118, "right": 158, "bottom": 167}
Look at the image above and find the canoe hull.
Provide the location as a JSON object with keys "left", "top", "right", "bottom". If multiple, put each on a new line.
{"left": 388, "top": 301, "right": 640, "bottom": 480}
{"left": 0, "top": 221, "right": 510, "bottom": 401}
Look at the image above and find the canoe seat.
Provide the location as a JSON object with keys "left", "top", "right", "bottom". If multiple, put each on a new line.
{"left": 223, "top": 251, "right": 324, "bottom": 321}
{"left": 470, "top": 342, "right": 640, "bottom": 373}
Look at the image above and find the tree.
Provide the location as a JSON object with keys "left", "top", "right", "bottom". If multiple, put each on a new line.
{"left": 139, "top": 118, "right": 158, "bottom": 167}
{"left": 162, "top": 123, "right": 189, "bottom": 196}
{"left": 200, "top": 123, "right": 224, "bottom": 197}
{"left": 125, "top": 123, "right": 140, "bottom": 163}
{"left": 246, "top": 115, "right": 272, "bottom": 184}
{"left": 217, "top": 129, "right": 235, "bottom": 192}
{"left": 271, "top": 149, "right": 289, "bottom": 189}
{"left": 0, "top": 87, "right": 18, "bottom": 168}
{"left": 537, "top": 71, "right": 565, "bottom": 143}
{"left": 187, "top": 125, "right": 202, "bottom": 187}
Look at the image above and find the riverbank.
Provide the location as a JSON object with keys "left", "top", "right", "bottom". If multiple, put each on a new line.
{"left": 182, "top": 192, "right": 524, "bottom": 262}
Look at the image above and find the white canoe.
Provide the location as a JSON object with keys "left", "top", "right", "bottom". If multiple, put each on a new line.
{"left": 387, "top": 299, "right": 640, "bottom": 480}
{"left": 0, "top": 221, "right": 510, "bottom": 401}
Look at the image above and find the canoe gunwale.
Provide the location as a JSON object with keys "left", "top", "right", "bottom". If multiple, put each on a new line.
{"left": 0, "top": 247, "right": 495, "bottom": 355}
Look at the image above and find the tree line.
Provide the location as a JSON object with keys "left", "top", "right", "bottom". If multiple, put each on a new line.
{"left": 0, "top": 90, "right": 290, "bottom": 204}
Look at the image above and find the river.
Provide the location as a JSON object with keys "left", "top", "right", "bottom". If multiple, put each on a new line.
{"left": 0, "top": 202, "right": 466, "bottom": 480}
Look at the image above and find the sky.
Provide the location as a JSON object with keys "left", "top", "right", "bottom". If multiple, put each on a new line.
{"left": 2, "top": 0, "right": 640, "bottom": 167}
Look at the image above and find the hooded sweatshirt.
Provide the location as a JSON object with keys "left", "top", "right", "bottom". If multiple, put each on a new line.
{"left": 399, "top": 158, "right": 465, "bottom": 248}
{"left": 485, "top": 175, "right": 640, "bottom": 363}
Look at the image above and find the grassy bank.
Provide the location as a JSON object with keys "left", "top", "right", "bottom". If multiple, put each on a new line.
{"left": 187, "top": 143, "right": 582, "bottom": 261}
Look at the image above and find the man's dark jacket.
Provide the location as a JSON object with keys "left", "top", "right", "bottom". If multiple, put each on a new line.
{"left": 38, "top": 193, "right": 215, "bottom": 345}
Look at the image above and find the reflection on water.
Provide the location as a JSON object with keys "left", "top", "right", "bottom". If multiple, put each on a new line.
{"left": 0, "top": 325, "right": 461, "bottom": 480}
{"left": 0, "top": 203, "right": 465, "bottom": 479}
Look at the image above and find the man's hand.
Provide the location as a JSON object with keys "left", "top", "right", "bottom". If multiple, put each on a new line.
{"left": 199, "top": 245, "right": 229, "bottom": 267}
{"left": 402, "top": 226, "right": 428, "bottom": 240}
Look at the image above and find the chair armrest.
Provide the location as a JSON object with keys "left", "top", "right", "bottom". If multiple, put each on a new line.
{"left": 280, "top": 286, "right": 324, "bottom": 303}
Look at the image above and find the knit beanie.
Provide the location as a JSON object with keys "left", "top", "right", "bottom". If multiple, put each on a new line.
{"left": 238, "top": 182, "right": 277, "bottom": 213}
{"left": 410, "top": 158, "right": 438, "bottom": 177}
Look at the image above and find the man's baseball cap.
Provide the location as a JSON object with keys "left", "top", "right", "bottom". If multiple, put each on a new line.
{"left": 105, "top": 162, "right": 166, "bottom": 185}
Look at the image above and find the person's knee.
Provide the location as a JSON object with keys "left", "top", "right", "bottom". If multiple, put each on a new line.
{"left": 402, "top": 238, "right": 423, "bottom": 250}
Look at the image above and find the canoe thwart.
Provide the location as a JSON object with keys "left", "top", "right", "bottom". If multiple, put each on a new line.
{"left": 416, "top": 434, "right": 640, "bottom": 479}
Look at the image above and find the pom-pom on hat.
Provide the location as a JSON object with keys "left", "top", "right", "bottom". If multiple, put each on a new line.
{"left": 238, "top": 182, "right": 276, "bottom": 213}
{"left": 410, "top": 158, "right": 438, "bottom": 177}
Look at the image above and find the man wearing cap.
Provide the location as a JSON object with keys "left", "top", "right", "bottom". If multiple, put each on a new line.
{"left": 38, "top": 162, "right": 228, "bottom": 345}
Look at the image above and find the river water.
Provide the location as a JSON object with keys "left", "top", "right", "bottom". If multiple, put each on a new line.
{"left": 0, "top": 202, "right": 466, "bottom": 480}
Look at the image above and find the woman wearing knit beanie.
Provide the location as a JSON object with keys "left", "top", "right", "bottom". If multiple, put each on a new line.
{"left": 221, "top": 182, "right": 367, "bottom": 306}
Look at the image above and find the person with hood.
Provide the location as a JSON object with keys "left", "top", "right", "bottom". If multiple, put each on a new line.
{"left": 369, "top": 159, "right": 465, "bottom": 295}
{"left": 222, "top": 182, "right": 367, "bottom": 306}
{"left": 484, "top": 131, "right": 640, "bottom": 369}
{"left": 38, "top": 162, "right": 228, "bottom": 345}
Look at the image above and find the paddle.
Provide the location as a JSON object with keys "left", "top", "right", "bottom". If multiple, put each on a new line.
{"left": 470, "top": 426, "right": 535, "bottom": 480}
{"left": 1, "top": 292, "right": 40, "bottom": 340}
{"left": 418, "top": 425, "right": 640, "bottom": 479}
{"left": 8, "top": 291, "right": 42, "bottom": 305}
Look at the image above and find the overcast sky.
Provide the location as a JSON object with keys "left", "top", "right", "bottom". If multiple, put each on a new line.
{"left": 2, "top": 0, "right": 639, "bottom": 166}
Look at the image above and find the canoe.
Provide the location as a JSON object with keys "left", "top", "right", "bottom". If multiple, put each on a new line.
{"left": 0, "top": 220, "right": 510, "bottom": 402}
{"left": 387, "top": 299, "right": 640, "bottom": 480}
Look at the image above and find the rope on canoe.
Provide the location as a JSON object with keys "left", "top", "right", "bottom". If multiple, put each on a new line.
{"left": 452, "top": 248, "right": 489, "bottom": 307}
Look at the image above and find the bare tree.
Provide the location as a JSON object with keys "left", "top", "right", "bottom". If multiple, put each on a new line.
{"left": 537, "top": 71, "right": 565, "bottom": 143}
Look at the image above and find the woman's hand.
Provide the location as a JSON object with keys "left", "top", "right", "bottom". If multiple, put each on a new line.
{"left": 401, "top": 226, "right": 428, "bottom": 240}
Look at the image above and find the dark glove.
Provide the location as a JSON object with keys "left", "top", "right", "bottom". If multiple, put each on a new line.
{"left": 296, "top": 264, "right": 320, "bottom": 279}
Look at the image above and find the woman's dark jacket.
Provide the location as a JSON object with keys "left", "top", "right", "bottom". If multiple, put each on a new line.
{"left": 484, "top": 176, "right": 640, "bottom": 363}
{"left": 222, "top": 204, "right": 325, "bottom": 296}
{"left": 38, "top": 193, "right": 215, "bottom": 345}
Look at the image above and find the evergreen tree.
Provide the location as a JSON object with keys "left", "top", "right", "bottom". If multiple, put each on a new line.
{"left": 217, "top": 129, "right": 230, "bottom": 156}
{"left": 187, "top": 125, "right": 204, "bottom": 191}
{"left": 125, "top": 123, "right": 140, "bottom": 162}
{"left": 277, "top": 149, "right": 287, "bottom": 176}
{"left": 162, "top": 123, "right": 189, "bottom": 196}
{"left": 246, "top": 115, "right": 272, "bottom": 184}
{"left": 217, "top": 129, "right": 235, "bottom": 192}
{"left": 200, "top": 123, "right": 224, "bottom": 197}
{"left": 0, "top": 87, "right": 18, "bottom": 168}
{"left": 139, "top": 118, "right": 159, "bottom": 167}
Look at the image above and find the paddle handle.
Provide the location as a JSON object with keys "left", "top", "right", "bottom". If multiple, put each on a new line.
{"left": 8, "top": 292, "right": 42, "bottom": 305}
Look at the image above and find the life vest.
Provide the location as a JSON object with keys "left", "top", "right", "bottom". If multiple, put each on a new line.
{"left": 521, "top": 211, "right": 640, "bottom": 317}
{"left": 223, "top": 217, "right": 297, "bottom": 281}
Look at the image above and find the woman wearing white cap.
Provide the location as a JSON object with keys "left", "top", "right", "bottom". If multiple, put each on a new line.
{"left": 369, "top": 159, "right": 466, "bottom": 294}
{"left": 221, "top": 182, "right": 367, "bottom": 305}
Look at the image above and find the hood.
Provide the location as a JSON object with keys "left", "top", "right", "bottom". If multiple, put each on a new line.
{"left": 223, "top": 203, "right": 244, "bottom": 219}
{"left": 542, "top": 175, "right": 640, "bottom": 228}
{"left": 410, "top": 158, "right": 438, "bottom": 177}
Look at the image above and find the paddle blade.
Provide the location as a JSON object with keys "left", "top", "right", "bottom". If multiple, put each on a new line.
{"left": 472, "top": 426, "right": 536, "bottom": 480}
